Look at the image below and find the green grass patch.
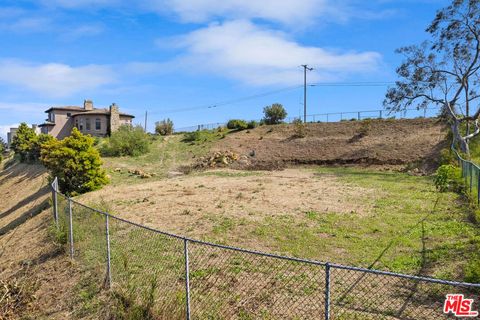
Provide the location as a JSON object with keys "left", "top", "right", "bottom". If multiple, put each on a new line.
{"left": 101, "top": 132, "right": 226, "bottom": 185}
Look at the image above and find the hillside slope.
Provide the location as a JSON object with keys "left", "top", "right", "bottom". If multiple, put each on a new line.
{"left": 213, "top": 118, "right": 447, "bottom": 170}
{"left": 0, "top": 162, "right": 77, "bottom": 319}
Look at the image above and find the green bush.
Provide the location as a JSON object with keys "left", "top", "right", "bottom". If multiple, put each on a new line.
{"left": 292, "top": 119, "right": 307, "bottom": 138}
{"left": 0, "top": 136, "right": 6, "bottom": 162}
{"left": 247, "top": 120, "right": 258, "bottom": 129}
{"left": 155, "top": 118, "right": 174, "bottom": 136}
{"left": 434, "top": 164, "right": 464, "bottom": 193}
{"left": 226, "top": 119, "right": 248, "bottom": 130}
{"left": 40, "top": 128, "right": 109, "bottom": 195}
{"left": 263, "top": 103, "right": 287, "bottom": 125}
{"left": 101, "top": 125, "right": 150, "bottom": 157}
{"left": 11, "top": 123, "right": 38, "bottom": 162}
{"left": 182, "top": 130, "right": 222, "bottom": 143}
{"left": 439, "top": 148, "right": 458, "bottom": 165}
{"left": 31, "top": 133, "right": 54, "bottom": 161}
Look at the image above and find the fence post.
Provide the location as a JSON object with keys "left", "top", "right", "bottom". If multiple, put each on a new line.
{"left": 470, "top": 163, "right": 473, "bottom": 194}
{"left": 326, "top": 114, "right": 329, "bottom": 122}
{"left": 379, "top": 110, "right": 382, "bottom": 119}
{"left": 477, "top": 169, "right": 480, "bottom": 205}
{"left": 325, "top": 263, "right": 331, "bottom": 320}
{"left": 184, "top": 239, "right": 191, "bottom": 320}
{"left": 68, "top": 198, "right": 74, "bottom": 259}
{"left": 357, "top": 112, "right": 360, "bottom": 121}
{"left": 105, "top": 214, "right": 112, "bottom": 289}
{"left": 52, "top": 178, "right": 58, "bottom": 227}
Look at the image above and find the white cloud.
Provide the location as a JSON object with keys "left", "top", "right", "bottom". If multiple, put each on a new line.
{"left": 0, "top": 60, "right": 115, "bottom": 98}
{"left": 39, "top": 0, "right": 391, "bottom": 26}
{"left": 147, "top": 0, "right": 344, "bottom": 25}
{"left": 169, "top": 20, "right": 381, "bottom": 86}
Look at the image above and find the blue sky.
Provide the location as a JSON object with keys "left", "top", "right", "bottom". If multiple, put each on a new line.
{"left": 0, "top": 0, "right": 450, "bottom": 138}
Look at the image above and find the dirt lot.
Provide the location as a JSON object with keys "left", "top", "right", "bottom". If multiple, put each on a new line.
{"left": 79, "top": 169, "right": 377, "bottom": 245}
{"left": 213, "top": 118, "right": 447, "bottom": 171}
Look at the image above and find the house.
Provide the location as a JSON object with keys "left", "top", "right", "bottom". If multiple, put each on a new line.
{"left": 7, "top": 124, "right": 41, "bottom": 148}
{"left": 39, "top": 100, "right": 134, "bottom": 139}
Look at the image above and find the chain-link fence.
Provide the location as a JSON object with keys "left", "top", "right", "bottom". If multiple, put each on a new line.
{"left": 175, "top": 107, "right": 439, "bottom": 133}
{"left": 50, "top": 178, "right": 480, "bottom": 319}
{"left": 452, "top": 143, "right": 480, "bottom": 205}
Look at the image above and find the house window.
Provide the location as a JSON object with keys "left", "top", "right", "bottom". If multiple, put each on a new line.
{"left": 49, "top": 112, "right": 55, "bottom": 122}
{"left": 67, "top": 112, "right": 71, "bottom": 117}
{"left": 86, "top": 118, "right": 91, "bottom": 131}
{"left": 79, "top": 119, "right": 84, "bottom": 131}
{"left": 95, "top": 118, "right": 101, "bottom": 130}
{"left": 75, "top": 119, "right": 79, "bottom": 128}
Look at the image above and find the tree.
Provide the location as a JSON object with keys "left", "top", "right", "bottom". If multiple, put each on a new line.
{"left": 0, "top": 136, "right": 6, "bottom": 162}
{"left": 384, "top": 0, "right": 480, "bottom": 154}
{"left": 31, "top": 133, "right": 54, "bottom": 161}
{"left": 155, "top": 118, "right": 174, "bottom": 136}
{"left": 40, "top": 128, "right": 109, "bottom": 195}
{"left": 11, "top": 123, "right": 37, "bottom": 162}
{"left": 263, "top": 103, "right": 287, "bottom": 125}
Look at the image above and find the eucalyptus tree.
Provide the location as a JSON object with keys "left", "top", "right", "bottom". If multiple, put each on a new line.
{"left": 385, "top": 0, "right": 480, "bottom": 154}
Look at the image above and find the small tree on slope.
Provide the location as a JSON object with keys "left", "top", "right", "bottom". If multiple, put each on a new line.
{"left": 40, "top": 128, "right": 109, "bottom": 195}
{"left": 384, "top": 0, "right": 480, "bottom": 155}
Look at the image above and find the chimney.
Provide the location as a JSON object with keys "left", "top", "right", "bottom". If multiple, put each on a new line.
{"left": 84, "top": 99, "right": 93, "bottom": 110}
{"left": 109, "top": 103, "right": 120, "bottom": 134}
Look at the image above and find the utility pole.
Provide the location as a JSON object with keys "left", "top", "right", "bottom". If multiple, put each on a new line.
{"left": 301, "top": 65, "right": 314, "bottom": 123}
{"left": 144, "top": 111, "right": 148, "bottom": 132}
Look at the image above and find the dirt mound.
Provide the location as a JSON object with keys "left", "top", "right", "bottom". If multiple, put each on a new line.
{"left": 212, "top": 118, "right": 447, "bottom": 172}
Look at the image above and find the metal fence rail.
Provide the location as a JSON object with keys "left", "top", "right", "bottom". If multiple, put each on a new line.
{"left": 451, "top": 143, "right": 480, "bottom": 205}
{"left": 175, "top": 107, "right": 439, "bottom": 133}
{"left": 50, "top": 177, "right": 480, "bottom": 319}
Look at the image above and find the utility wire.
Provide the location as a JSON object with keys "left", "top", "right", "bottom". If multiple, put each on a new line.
{"left": 148, "top": 81, "right": 396, "bottom": 116}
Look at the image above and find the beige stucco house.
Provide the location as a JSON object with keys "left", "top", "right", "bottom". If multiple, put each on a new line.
{"left": 39, "top": 100, "right": 134, "bottom": 139}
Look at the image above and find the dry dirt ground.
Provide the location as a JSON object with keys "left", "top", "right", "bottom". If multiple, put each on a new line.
{"left": 213, "top": 118, "right": 447, "bottom": 171}
{"left": 79, "top": 168, "right": 379, "bottom": 249}
{"left": 0, "top": 162, "right": 80, "bottom": 319}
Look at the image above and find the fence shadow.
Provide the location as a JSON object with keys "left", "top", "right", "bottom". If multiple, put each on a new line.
{"left": 334, "top": 198, "right": 439, "bottom": 316}
{"left": 0, "top": 185, "right": 49, "bottom": 220}
{"left": 0, "top": 197, "right": 50, "bottom": 236}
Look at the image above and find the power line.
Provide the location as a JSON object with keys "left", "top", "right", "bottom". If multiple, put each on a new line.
{"left": 148, "top": 81, "right": 397, "bottom": 116}
{"left": 148, "top": 84, "right": 302, "bottom": 116}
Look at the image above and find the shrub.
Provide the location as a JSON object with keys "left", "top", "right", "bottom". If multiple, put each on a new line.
{"left": 155, "top": 118, "right": 174, "bottom": 136}
{"left": 292, "top": 118, "right": 307, "bottom": 138}
{"left": 439, "top": 148, "right": 458, "bottom": 165}
{"left": 434, "top": 164, "right": 464, "bottom": 193}
{"left": 263, "top": 103, "right": 287, "bottom": 125}
{"left": 11, "top": 123, "right": 37, "bottom": 162}
{"left": 226, "top": 119, "right": 248, "bottom": 130}
{"left": 101, "top": 125, "right": 150, "bottom": 157}
{"left": 247, "top": 120, "right": 258, "bottom": 129}
{"left": 182, "top": 130, "right": 221, "bottom": 143}
{"left": 31, "top": 133, "right": 54, "bottom": 161}
{"left": 0, "top": 136, "right": 6, "bottom": 162}
{"left": 40, "top": 128, "right": 109, "bottom": 195}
